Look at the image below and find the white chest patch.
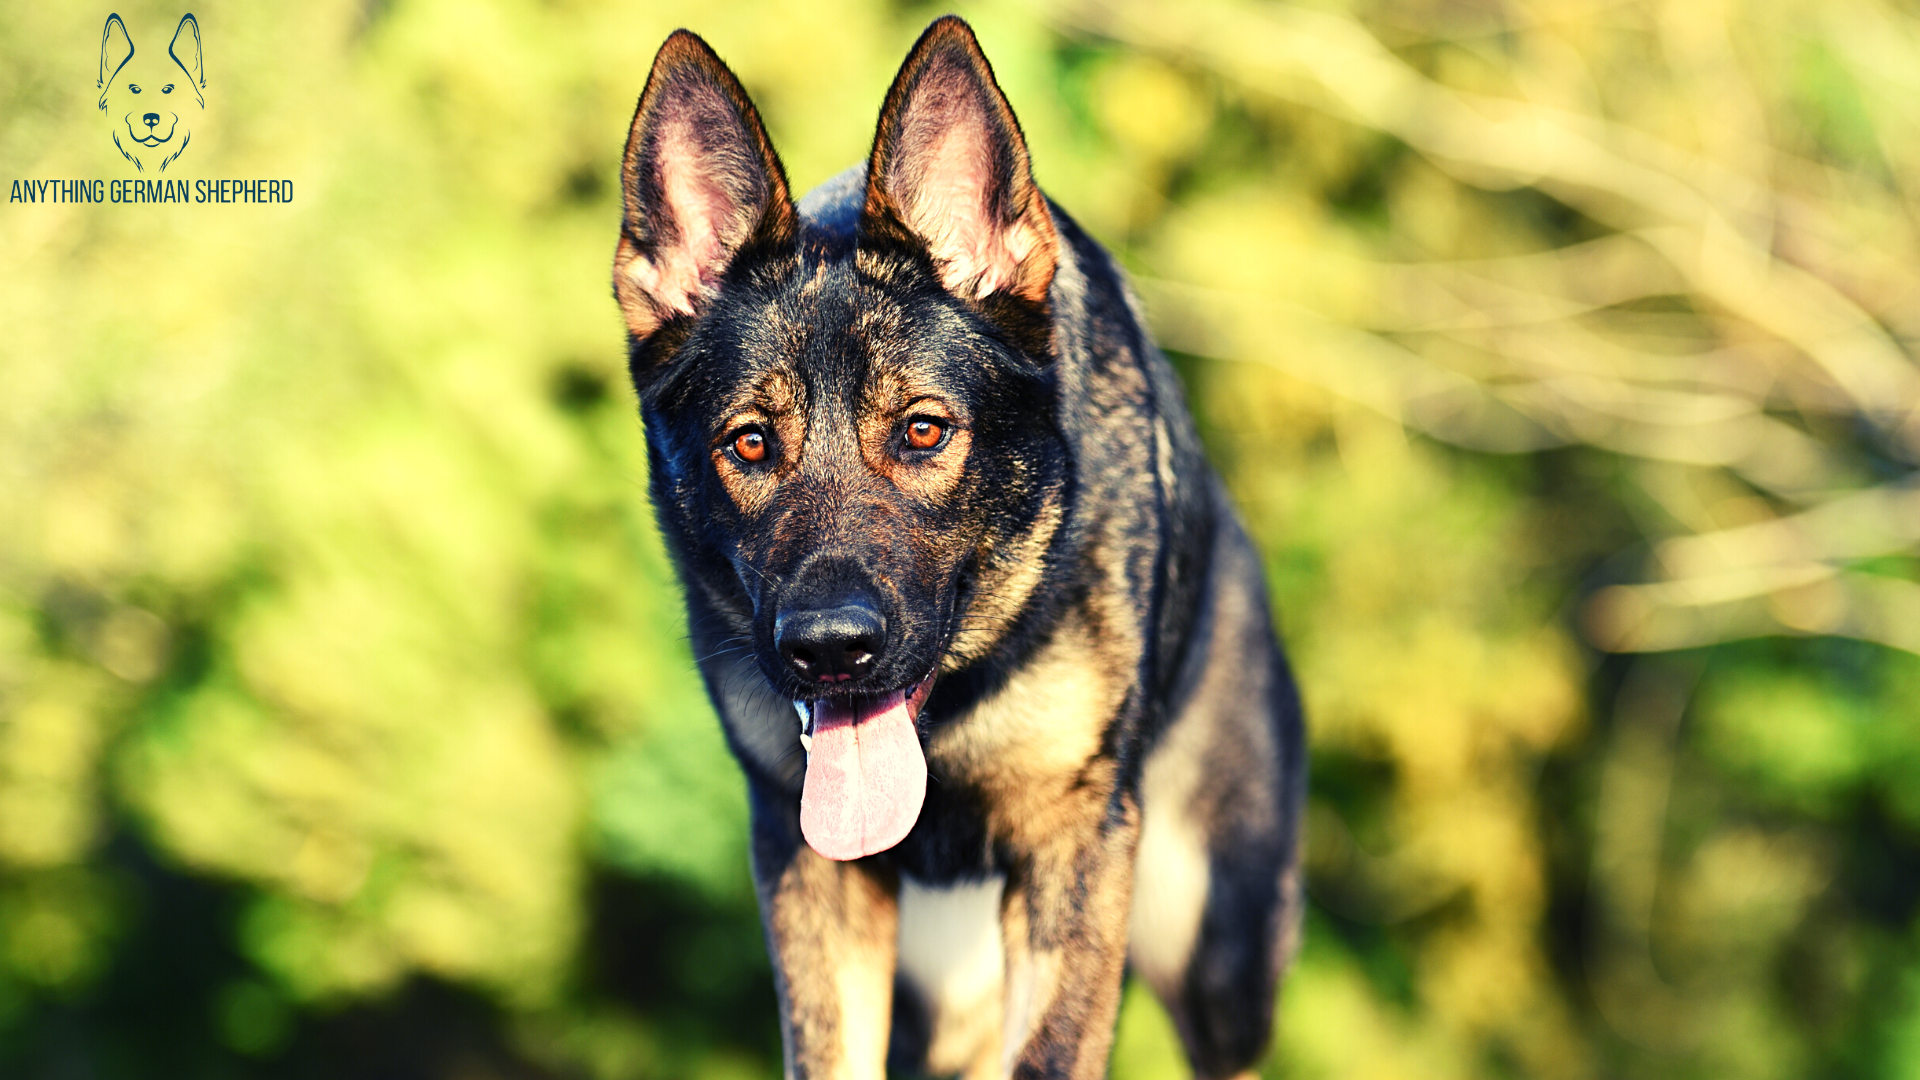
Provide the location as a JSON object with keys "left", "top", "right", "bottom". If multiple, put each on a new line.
{"left": 897, "top": 874, "right": 1005, "bottom": 1074}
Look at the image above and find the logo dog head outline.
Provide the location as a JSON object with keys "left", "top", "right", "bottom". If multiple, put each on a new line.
{"left": 97, "top": 12, "right": 205, "bottom": 173}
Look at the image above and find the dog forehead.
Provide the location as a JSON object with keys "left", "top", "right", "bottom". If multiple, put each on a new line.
{"left": 726, "top": 261, "right": 923, "bottom": 361}
{"left": 123, "top": 50, "right": 166, "bottom": 76}
{"left": 681, "top": 252, "right": 995, "bottom": 426}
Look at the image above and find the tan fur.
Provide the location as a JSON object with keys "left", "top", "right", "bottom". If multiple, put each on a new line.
{"left": 944, "top": 491, "right": 1064, "bottom": 667}
{"left": 1000, "top": 797, "right": 1140, "bottom": 1079}
{"left": 761, "top": 851, "right": 898, "bottom": 1080}
{"left": 854, "top": 362, "right": 972, "bottom": 503}
{"left": 929, "top": 612, "right": 1128, "bottom": 848}
{"left": 613, "top": 235, "right": 671, "bottom": 340}
{"left": 932, "top": 614, "right": 1141, "bottom": 1077}
{"left": 1130, "top": 721, "right": 1214, "bottom": 998}
{"left": 711, "top": 368, "right": 806, "bottom": 516}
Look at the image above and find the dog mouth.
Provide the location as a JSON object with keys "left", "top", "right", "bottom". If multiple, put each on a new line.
{"left": 791, "top": 675, "right": 934, "bottom": 861}
{"left": 125, "top": 117, "right": 178, "bottom": 145}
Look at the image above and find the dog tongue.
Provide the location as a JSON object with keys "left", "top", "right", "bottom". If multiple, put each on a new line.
{"left": 800, "top": 690, "right": 927, "bottom": 861}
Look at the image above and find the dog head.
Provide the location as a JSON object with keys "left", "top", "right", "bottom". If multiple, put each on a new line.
{"left": 98, "top": 13, "right": 205, "bottom": 173}
{"left": 614, "top": 20, "right": 1069, "bottom": 853}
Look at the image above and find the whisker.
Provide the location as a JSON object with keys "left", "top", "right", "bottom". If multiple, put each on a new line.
{"left": 693, "top": 644, "right": 753, "bottom": 666}
{"left": 735, "top": 558, "right": 776, "bottom": 589}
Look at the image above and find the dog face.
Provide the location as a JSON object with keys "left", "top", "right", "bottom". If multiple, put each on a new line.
{"left": 98, "top": 13, "right": 205, "bottom": 173}
{"left": 614, "top": 30, "right": 1069, "bottom": 751}
{"left": 643, "top": 249, "right": 1065, "bottom": 704}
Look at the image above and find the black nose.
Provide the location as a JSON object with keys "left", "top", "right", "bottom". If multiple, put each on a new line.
{"left": 143, "top": 112, "right": 159, "bottom": 126}
{"left": 776, "top": 603, "right": 885, "bottom": 685}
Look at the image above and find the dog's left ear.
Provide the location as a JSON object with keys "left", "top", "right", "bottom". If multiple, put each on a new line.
{"left": 170, "top": 14, "right": 205, "bottom": 106}
{"left": 861, "top": 16, "right": 1058, "bottom": 307}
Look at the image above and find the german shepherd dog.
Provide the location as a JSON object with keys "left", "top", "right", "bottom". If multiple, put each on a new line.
{"left": 97, "top": 12, "right": 206, "bottom": 174}
{"left": 612, "top": 17, "right": 1305, "bottom": 1079}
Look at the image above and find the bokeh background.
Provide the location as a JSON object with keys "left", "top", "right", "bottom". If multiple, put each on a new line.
{"left": 5, "top": 0, "right": 1920, "bottom": 1076}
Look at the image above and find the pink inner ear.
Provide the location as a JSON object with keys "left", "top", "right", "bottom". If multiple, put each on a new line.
{"left": 906, "top": 117, "right": 1017, "bottom": 299}
{"left": 632, "top": 117, "right": 738, "bottom": 317}
{"left": 891, "top": 72, "right": 1036, "bottom": 301}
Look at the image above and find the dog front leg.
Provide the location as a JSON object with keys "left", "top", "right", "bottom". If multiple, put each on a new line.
{"left": 999, "top": 794, "right": 1142, "bottom": 1080}
{"left": 750, "top": 798, "right": 899, "bottom": 1080}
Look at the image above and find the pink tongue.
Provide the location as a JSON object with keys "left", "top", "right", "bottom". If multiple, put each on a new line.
{"left": 800, "top": 690, "right": 928, "bottom": 861}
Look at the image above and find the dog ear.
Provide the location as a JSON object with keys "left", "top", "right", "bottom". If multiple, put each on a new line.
{"left": 861, "top": 16, "right": 1058, "bottom": 307}
{"left": 98, "top": 13, "right": 133, "bottom": 111}
{"left": 170, "top": 13, "right": 205, "bottom": 107}
{"left": 614, "top": 30, "right": 795, "bottom": 345}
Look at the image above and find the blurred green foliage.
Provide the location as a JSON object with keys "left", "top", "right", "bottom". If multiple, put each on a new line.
{"left": 4, "top": 0, "right": 1920, "bottom": 1076}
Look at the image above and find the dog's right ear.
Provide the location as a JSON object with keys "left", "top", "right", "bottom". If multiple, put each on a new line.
{"left": 98, "top": 13, "right": 133, "bottom": 111}
{"left": 614, "top": 31, "right": 795, "bottom": 348}
{"left": 170, "top": 13, "right": 206, "bottom": 107}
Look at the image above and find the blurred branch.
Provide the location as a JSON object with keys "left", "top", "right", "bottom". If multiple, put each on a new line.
{"left": 1072, "top": 0, "right": 1920, "bottom": 451}
{"left": 1586, "top": 480, "right": 1920, "bottom": 657}
{"left": 1139, "top": 276, "right": 1849, "bottom": 494}
{"left": 1137, "top": 276, "right": 1559, "bottom": 453}
{"left": 1370, "top": 235, "right": 1686, "bottom": 333}
{"left": 1584, "top": 570, "right": 1920, "bottom": 657}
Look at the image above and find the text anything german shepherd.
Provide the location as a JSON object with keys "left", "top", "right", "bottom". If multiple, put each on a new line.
{"left": 612, "top": 17, "right": 1305, "bottom": 1080}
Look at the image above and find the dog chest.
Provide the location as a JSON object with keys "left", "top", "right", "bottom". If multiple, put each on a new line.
{"left": 896, "top": 873, "right": 1006, "bottom": 1075}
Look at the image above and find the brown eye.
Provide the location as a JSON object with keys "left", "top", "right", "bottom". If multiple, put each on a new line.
{"left": 733, "top": 429, "right": 768, "bottom": 463}
{"left": 904, "top": 419, "right": 945, "bottom": 450}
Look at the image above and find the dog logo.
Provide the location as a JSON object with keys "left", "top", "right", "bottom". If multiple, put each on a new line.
{"left": 97, "top": 12, "right": 204, "bottom": 173}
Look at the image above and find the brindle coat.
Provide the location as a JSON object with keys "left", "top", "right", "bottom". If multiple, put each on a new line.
{"left": 611, "top": 17, "right": 1305, "bottom": 1080}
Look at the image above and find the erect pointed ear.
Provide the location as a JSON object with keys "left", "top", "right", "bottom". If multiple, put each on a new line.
{"left": 614, "top": 30, "right": 795, "bottom": 345}
{"left": 169, "top": 14, "right": 205, "bottom": 107}
{"left": 98, "top": 14, "right": 133, "bottom": 111}
{"left": 861, "top": 16, "right": 1058, "bottom": 306}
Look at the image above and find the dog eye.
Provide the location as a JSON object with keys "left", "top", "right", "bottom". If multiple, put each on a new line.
{"left": 732, "top": 428, "right": 769, "bottom": 464}
{"left": 162, "top": 84, "right": 174, "bottom": 94}
{"left": 129, "top": 84, "right": 141, "bottom": 93}
{"left": 903, "top": 419, "right": 946, "bottom": 451}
